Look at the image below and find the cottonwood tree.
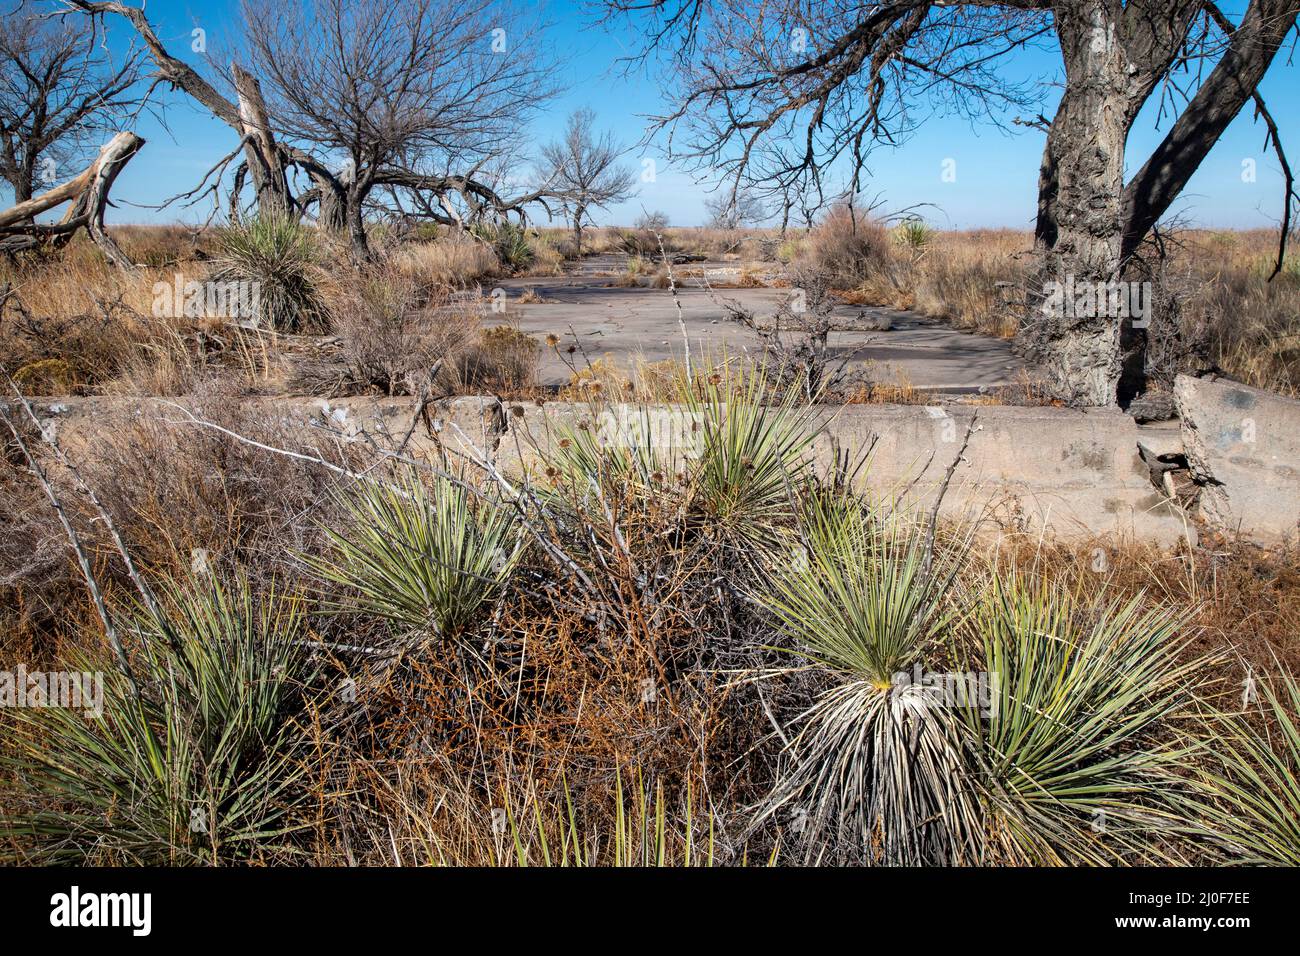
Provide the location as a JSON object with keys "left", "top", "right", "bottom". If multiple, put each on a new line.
{"left": 538, "top": 108, "right": 637, "bottom": 253}
{"left": 62, "top": 0, "right": 564, "bottom": 259}
{"left": 601, "top": 0, "right": 1300, "bottom": 407}
{"left": 0, "top": 5, "right": 140, "bottom": 206}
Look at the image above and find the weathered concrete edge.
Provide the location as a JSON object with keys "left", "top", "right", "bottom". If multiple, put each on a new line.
{"left": 7, "top": 394, "right": 1209, "bottom": 547}
{"left": 1174, "top": 374, "right": 1300, "bottom": 542}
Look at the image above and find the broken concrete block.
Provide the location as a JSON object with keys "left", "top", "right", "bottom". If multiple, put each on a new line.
{"left": 1174, "top": 374, "right": 1300, "bottom": 541}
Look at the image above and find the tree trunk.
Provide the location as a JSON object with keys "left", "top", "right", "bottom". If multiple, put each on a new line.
{"left": 1121, "top": 0, "right": 1300, "bottom": 261}
{"left": 1025, "top": 0, "right": 1298, "bottom": 407}
{"left": 81, "top": 133, "right": 143, "bottom": 270}
{"left": 312, "top": 172, "right": 347, "bottom": 232}
{"left": 573, "top": 204, "right": 586, "bottom": 254}
{"left": 14, "top": 171, "right": 32, "bottom": 205}
{"left": 345, "top": 188, "right": 371, "bottom": 261}
{"left": 232, "top": 65, "right": 293, "bottom": 220}
{"left": 1022, "top": 0, "right": 1132, "bottom": 407}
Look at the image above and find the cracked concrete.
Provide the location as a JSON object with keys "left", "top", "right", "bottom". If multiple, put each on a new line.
{"left": 491, "top": 255, "right": 1024, "bottom": 393}
{"left": 1174, "top": 374, "right": 1300, "bottom": 541}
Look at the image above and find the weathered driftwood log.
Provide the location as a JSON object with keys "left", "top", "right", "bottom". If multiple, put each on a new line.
{"left": 0, "top": 131, "right": 144, "bottom": 269}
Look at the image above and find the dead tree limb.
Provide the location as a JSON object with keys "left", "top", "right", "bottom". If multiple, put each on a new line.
{"left": 61, "top": 1, "right": 295, "bottom": 220}
{"left": 0, "top": 130, "right": 143, "bottom": 268}
{"left": 0, "top": 387, "right": 140, "bottom": 697}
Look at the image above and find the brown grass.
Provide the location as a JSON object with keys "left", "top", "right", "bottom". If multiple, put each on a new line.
{"left": 5, "top": 221, "right": 1298, "bottom": 401}
{"left": 391, "top": 238, "right": 500, "bottom": 289}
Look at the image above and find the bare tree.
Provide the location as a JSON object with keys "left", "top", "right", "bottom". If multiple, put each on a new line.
{"left": 236, "top": 0, "right": 560, "bottom": 258}
{"left": 601, "top": 0, "right": 1300, "bottom": 407}
{"left": 0, "top": 5, "right": 140, "bottom": 206}
{"left": 636, "top": 210, "right": 670, "bottom": 231}
{"left": 62, "top": 0, "right": 564, "bottom": 259}
{"left": 704, "top": 188, "right": 768, "bottom": 229}
{"left": 538, "top": 108, "right": 637, "bottom": 253}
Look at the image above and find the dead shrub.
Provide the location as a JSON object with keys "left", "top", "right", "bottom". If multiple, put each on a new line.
{"left": 800, "top": 204, "right": 896, "bottom": 289}
{"left": 309, "top": 270, "right": 476, "bottom": 396}
{"left": 448, "top": 323, "right": 540, "bottom": 394}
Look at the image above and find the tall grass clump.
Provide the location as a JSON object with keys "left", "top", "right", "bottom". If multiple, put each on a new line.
{"left": 546, "top": 401, "right": 686, "bottom": 499}
{"left": 392, "top": 238, "right": 500, "bottom": 289}
{"left": 494, "top": 771, "right": 719, "bottom": 867}
{"left": 2, "top": 574, "right": 312, "bottom": 865}
{"left": 312, "top": 472, "right": 521, "bottom": 640}
{"left": 215, "top": 217, "right": 329, "bottom": 332}
{"left": 546, "top": 365, "right": 821, "bottom": 545}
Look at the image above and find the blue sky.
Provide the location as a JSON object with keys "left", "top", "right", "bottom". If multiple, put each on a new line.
{"left": 33, "top": 0, "right": 1300, "bottom": 230}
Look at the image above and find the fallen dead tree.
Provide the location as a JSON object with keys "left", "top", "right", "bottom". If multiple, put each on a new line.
{"left": 0, "top": 130, "right": 144, "bottom": 270}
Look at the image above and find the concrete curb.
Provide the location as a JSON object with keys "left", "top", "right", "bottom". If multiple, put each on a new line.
{"left": 1175, "top": 374, "right": 1300, "bottom": 542}
{"left": 9, "top": 394, "right": 1205, "bottom": 547}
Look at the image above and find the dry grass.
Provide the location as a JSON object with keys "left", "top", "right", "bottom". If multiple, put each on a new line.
{"left": 789, "top": 217, "right": 1298, "bottom": 392}
{"left": 4, "top": 221, "right": 1300, "bottom": 867}
{"left": 391, "top": 238, "right": 500, "bottom": 289}
{"left": 0, "top": 400, "right": 351, "bottom": 667}
{"left": 324, "top": 271, "right": 480, "bottom": 396}
{"left": 841, "top": 374, "right": 926, "bottom": 405}
{"left": 788, "top": 215, "right": 1028, "bottom": 339}
{"left": 1, "top": 243, "right": 223, "bottom": 395}
{"left": 0, "top": 226, "right": 534, "bottom": 401}
{"left": 911, "top": 229, "right": 1030, "bottom": 339}
{"left": 1175, "top": 230, "right": 1300, "bottom": 395}
{"left": 988, "top": 532, "right": 1300, "bottom": 692}
{"left": 5, "top": 221, "right": 1298, "bottom": 402}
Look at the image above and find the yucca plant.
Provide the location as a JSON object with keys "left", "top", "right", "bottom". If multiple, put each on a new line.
{"left": 752, "top": 499, "right": 981, "bottom": 864}
{"left": 1189, "top": 669, "right": 1300, "bottom": 864}
{"left": 471, "top": 221, "right": 534, "bottom": 272}
{"left": 215, "top": 216, "right": 328, "bottom": 332}
{"left": 544, "top": 366, "right": 819, "bottom": 545}
{"left": 313, "top": 473, "right": 521, "bottom": 640}
{"left": 685, "top": 369, "right": 821, "bottom": 544}
{"left": 2, "top": 573, "right": 311, "bottom": 865}
{"left": 546, "top": 403, "right": 693, "bottom": 501}
{"left": 961, "top": 570, "right": 1206, "bottom": 865}
{"left": 893, "top": 217, "right": 934, "bottom": 255}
